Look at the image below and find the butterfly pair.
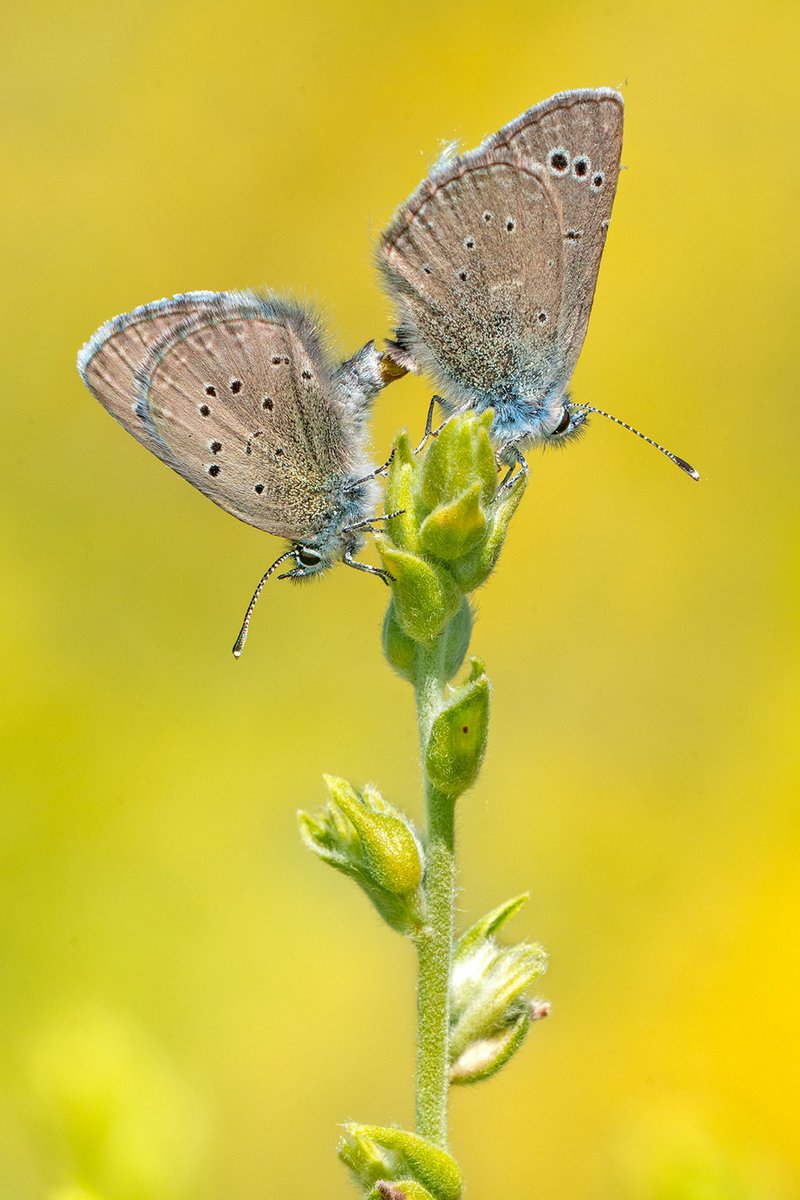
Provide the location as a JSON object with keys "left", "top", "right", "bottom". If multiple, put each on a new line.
{"left": 77, "top": 89, "right": 697, "bottom": 655}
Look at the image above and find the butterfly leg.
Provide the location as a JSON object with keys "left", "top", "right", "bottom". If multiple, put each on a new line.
{"left": 343, "top": 550, "right": 393, "bottom": 585}
{"left": 344, "top": 509, "right": 405, "bottom": 535}
{"left": 497, "top": 445, "right": 528, "bottom": 494}
{"left": 344, "top": 449, "right": 396, "bottom": 492}
{"left": 414, "top": 396, "right": 473, "bottom": 454}
{"left": 413, "top": 396, "right": 440, "bottom": 453}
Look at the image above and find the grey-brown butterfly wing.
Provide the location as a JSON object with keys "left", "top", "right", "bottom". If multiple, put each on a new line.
{"left": 138, "top": 296, "right": 356, "bottom": 539}
{"left": 490, "top": 88, "right": 624, "bottom": 385}
{"left": 77, "top": 292, "right": 222, "bottom": 454}
{"left": 380, "top": 147, "right": 565, "bottom": 423}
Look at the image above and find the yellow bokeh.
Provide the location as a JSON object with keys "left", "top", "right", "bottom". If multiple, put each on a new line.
{"left": 2, "top": 0, "right": 798, "bottom": 1196}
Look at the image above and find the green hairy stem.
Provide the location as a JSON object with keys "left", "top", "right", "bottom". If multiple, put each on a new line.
{"left": 414, "top": 643, "right": 456, "bottom": 1147}
{"left": 302, "top": 412, "right": 548, "bottom": 1199}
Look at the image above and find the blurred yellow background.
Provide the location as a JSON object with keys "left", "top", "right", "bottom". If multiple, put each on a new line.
{"left": 2, "top": 0, "right": 798, "bottom": 1196}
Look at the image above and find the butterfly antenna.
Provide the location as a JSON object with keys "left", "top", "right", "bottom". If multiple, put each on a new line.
{"left": 579, "top": 405, "right": 700, "bottom": 480}
{"left": 232, "top": 549, "right": 297, "bottom": 658}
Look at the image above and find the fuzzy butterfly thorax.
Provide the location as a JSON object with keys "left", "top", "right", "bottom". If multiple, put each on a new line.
{"left": 290, "top": 472, "right": 382, "bottom": 575}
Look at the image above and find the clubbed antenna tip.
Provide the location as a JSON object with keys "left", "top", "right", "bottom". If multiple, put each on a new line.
{"left": 231, "top": 548, "right": 296, "bottom": 658}
{"left": 579, "top": 404, "right": 700, "bottom": 480}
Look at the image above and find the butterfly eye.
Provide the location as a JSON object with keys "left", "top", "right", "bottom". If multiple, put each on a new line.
{"left": 296, "top": 547, "right": 322, "bottom": 568}
{"left": 552, "top": 407, "right": 571, "bottom": 436}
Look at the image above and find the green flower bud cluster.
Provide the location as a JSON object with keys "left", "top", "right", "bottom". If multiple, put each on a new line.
{"left": 380, "top": 411, "right": 526, "bottom": 679}
{"left": 298, "top": 776, "right": 424, "bottom": 935}
{"left": 449, "top": 896, "right": 549, "bottom": 1085}
{"left": 339, "top": 1124, "right": 462, "bottom": 1200}
{"left": 380, "top": 411, "right": 526, "bottom": 810}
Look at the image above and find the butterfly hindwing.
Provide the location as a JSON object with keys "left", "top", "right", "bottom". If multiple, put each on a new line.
{"left": 136, "top": 296, "right": 357, "bottom": 539}
{"left": 77, "top": 292, "right": 222, "bottom": 455}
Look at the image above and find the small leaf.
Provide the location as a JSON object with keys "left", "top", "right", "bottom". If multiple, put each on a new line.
{"left": 454, "top": 894, "right": 529, "bottom": 960}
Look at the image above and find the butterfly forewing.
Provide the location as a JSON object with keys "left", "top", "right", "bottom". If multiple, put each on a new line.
{"left": 138, "top": 304, "right": 352, "bottom": 539}
{"left": 381, "top": 149, "right": 564, "bottom": 407}
{"left": 77, "top": 292, "right": 222, "bottom": 454}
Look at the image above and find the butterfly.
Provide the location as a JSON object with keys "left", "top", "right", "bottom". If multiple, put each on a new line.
{"left": 378, "top": 88, "right": 698, "bottom": 479}
{"left": 77, "top": 291, "right": 398, "bottom": 654}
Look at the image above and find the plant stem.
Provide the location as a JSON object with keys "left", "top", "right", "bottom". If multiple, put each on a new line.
{"left": 414, "top": 644, "right": 456, "bottom": 1148}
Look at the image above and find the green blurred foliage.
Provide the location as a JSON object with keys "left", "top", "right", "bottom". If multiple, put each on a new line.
{"left": 1, "top": 0, "right": 798, "bottom": 1197}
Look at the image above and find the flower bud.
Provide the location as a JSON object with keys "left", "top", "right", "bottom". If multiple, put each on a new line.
{"left": 440, "top": 598, "right": 472, "bottom": 682}
{"left": 339, "top": 1124, "right": 462, "bottom": 1200}
{"left": 419, "top": 482, "right": 488, "bottom": 561}
{"left": 420, "top": 412, "right": 496, "bottom": 511}
{"left": 369, "top": 1182, "right": 437, "bottom": 1200}
{"left": 298, "top": 777, "right": 424, "bottom": 935}
{"left": 448, "top": 471, "right": 527, "bottom": 593}
{"left": 382, "top": 599, "right": 419, "bottom": 682}
{"left": 448, "top": 895, "right": 548, "bottom": 1085}
{"left": 385, "top": 432, "right": 421, "bottom": 553}
{"left": 449, "top": 1009, "right": 531, "bottom": 1085}
{"left": 383, "top": 597, "right": 472, "bottom": 685}
{"left": 376, "top": 540, "right": 461, "bottom": 646}
{"left": 426, "top": 659, "right": 490, "bottom": 799}
{"left": 379, "top": 412, "right": 527, "bottom": 690}
{"left": 339, "top": 1124, "right": 396, "bottom": 1187}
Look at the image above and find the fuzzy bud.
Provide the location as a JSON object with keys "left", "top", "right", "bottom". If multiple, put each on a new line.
{"left": 299, "top": 777, "right": 424, "bottom": 935}
{"left": 369, "top": 1182, "right": 436, "bottom": 1200}
{"left": 339, "top": 1125, "right": 462, "bottom": 1200}
{"left": 376, "top": 541, "right": 462, "bottom": 646}
{"left": 426, "top": 658, "right": 490, "bottom": 799}
{"left": 448, "top": 895, "right": 549, "bottom": 1085}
